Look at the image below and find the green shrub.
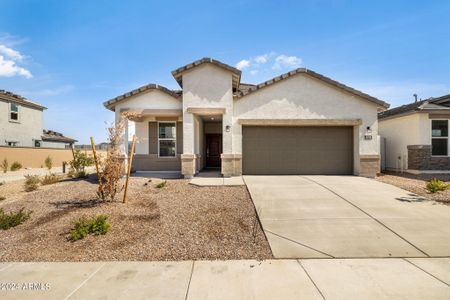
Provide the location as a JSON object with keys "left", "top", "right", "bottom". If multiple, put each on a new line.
{"left": 24, "top": 175, "right": 40, "bottom": 192}
{"left": 10, "top": 161, "right": 22, "bottom": 171}
{"left": 69, "top": 150, "right": 94, "bottom": 178}
{"left": 41, "top": 173, "right": 63, "bottom": 185}
{"left": 44, "top": 156, "right": 53, "bottom": 170}
{"left": 1, "top": 159, "right": 8, "bottom": 173}
{"left": 70, "top": 215, "right": 110, "bottom": 241}
{"left": 0, "top": 208, "right": 32, "bottom": 230}
{"left": 156, "top": 181, "right": 167, "bottom": 189}
{"left": 426, "top": 178, "right": 449, "bottom": 193}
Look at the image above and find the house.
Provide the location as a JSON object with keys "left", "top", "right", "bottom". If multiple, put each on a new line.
{"left": 0, "top": 89, "right": 77, "bottom": 148}
{"left": 104, "top": 57, "right": 389, "bottom": 178}
{"left": 379, "top": 94, "right": 450, "bottom": 173}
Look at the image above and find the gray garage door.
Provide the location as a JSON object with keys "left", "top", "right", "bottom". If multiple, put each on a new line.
{"left": 242, "top": 126, "right": 353, "bottom": 175}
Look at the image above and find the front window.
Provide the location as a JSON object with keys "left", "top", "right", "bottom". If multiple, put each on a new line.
{"left": 34, "top": 140, "right": 41, "bottom": 147}
{"left": 7, "top": 141, "right": 18, "bottom": 147}
{"left": 9, "top": 102, "right": 19, "bottom": 121}
{"left": 431, "top": 120, "right": 448, "bottom": 156}
{"left": 158, "top": 122, "right": 176, "bottom": 157}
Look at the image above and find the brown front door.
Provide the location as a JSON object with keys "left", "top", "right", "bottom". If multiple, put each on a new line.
{"left": 205, "top": 134, "right": 222, "bottom": 168}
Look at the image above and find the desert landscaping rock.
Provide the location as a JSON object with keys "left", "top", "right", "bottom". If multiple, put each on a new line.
{"left": 0, "top": 176, "right": 272, "bottom": 261}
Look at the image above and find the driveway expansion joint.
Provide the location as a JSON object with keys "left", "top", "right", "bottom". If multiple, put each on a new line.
{"left": 184, "top": 261, "right": 195, "bottom": 300}
{"left": 64, "top": 262, "right": 106, "bottom": 299}
{"left": 403, "top": 258, "right": 450, "bottom": 287}
{"left": 297, "top": 260, "right": 327, "bottom": 300}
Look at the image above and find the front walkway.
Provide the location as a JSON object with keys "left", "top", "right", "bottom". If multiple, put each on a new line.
{"left": 244, "top": 175, "right": 450, "bottom": 258}
{"left": 190, "top": 170, "right": 244, "bottom": 186}
{"left": 0, "top": 259, "right": 449, "bottom": 299}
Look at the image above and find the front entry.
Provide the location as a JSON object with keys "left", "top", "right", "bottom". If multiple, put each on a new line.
{"left": 205, "top": 134, "right": 222, "bottom": 168}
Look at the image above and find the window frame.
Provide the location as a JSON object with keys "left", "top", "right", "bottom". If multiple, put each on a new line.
{"left": 431, "top": 119, "right": 449, "bottom": 157}
{"left": 157, "top": 121, "right": 177, "bottom": 158}
{"left": 9, "top": 102, "right": 20, "bottom": 123}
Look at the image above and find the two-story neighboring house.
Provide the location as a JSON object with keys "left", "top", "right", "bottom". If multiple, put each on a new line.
{"left": 0, "top": 90, "right": 77, "bottom": 148}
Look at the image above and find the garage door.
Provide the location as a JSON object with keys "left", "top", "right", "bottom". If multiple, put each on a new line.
{"left": 242, "top": 126, "right": 353, "bottom": 175}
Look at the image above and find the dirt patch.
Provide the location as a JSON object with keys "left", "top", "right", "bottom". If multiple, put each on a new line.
{"left": 0, "top": 177, "right": 272, "bottom": 261}
{"left": 376, "top": 172, "right": 450, "bottom": 204}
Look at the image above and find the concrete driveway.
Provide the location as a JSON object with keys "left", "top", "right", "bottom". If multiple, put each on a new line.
{"left": 244, "top": 175, "right": 450, "bottom": 258}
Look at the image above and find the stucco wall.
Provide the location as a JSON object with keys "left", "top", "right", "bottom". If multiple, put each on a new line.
{"left": 41, "top": 141, "right": 68, "bottom": 149}
{"left": 0, "top": 100, "right": 44, "bottom": 147}
{"left": 182, "top": 64, "right": 233, "bottom": 154}
{"left": 379, "top": 112, "right": 434, "bottom": 171}
{"left": 233, "top": 73, "right": 380, "bottom": 159}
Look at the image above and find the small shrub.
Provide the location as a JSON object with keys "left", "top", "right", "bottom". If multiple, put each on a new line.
{"left": 41, "top": 173, "right": 63, "bottom": 185}
{"left": 44, "top": 156, "right": 53, "bottom": 170}
{"left": 1, "top": 159, "right": 8, "bottom": 173}
{"left": 0, "top": 208, "right": 32, "bottom": 230}
{"left": 10, "top": 161, "right": 22, "bottom": 171}
{"left": 426, "top": 178, "right": 449, "bottom": 193}
{"left": 69, "top": 150, "right": 94, "bottom": 178}
{"left": 156, "top": 181, "right": 167, "bottom": 189}
{"left": 24, "top": 175, "right": 40, "bottom": 192}
{"left": 70, "top": 215, "right": 110, "bottom": 241}
{"left": 0, "top": 196, "right": 5, "bottom": 201}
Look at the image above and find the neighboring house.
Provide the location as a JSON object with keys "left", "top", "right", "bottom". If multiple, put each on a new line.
{"left": 104, "top": 57, "right": 389, "bottom": 178}
{"left": 0, "top": 90, "right": 77, "bottom": 148}
{"left": 379, "top": 94, "right": 450, "bottom": 173}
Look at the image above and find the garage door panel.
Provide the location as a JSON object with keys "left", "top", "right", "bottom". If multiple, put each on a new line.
{"left": 242, "top": 126, "right": 353, "bottom": 175}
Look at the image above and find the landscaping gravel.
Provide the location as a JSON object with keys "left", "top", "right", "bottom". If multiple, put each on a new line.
{"left": 0, "top": 177, "right": 273, "bottom": 261}
{"left": 376, "top": 172, "right": 450, "bottom": 204}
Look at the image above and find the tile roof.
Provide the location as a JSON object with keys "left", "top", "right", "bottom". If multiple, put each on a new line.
{"left": 378, "top": 94, "right": 450, "bottom": 120}
{"left": 0, "top": 89, "right": 46, "bottom": 110}
{"left": 234, "top": 68, "right": 390, "bottom": 108}
{"left": 171, "top": 57, "right": 241, "bottom": 88}
{"left": 103, "top": 83, "right": 181, "bottom": 111}
{"left": 42, "top": 130, "right": 77, "bottom": 143}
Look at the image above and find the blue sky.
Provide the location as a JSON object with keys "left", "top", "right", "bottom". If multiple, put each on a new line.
{"left": 1, "top": 0, "right": 449, "bottom": 144}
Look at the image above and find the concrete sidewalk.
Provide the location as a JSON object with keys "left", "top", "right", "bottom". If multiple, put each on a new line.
{"left": 0, "top": 259, "right": 449, "bottom": 299}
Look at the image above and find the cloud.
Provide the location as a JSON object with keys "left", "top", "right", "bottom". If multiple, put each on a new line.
{"left": 249, "top": 70, "right": 259, "bottom": 76}
{"left": 272, "top": 55, "right": 302, "bottom": 70}
{"left": 254, "top": 54, "right": 269, "bottom": 64}
{"left": 0, "top": 55, "right": 32, "bottom": 78}
{"left": 0, "top": 43, "right": 32, "bottom": 79}
{"left": 235, "top": 59, "right": 250, "bottom": 70}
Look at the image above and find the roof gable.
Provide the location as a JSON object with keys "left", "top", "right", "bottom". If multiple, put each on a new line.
{"left": 103, "top": 84, "right": 181, "bottom": 111}
{"left": 234, "top": 68, "right": 389, "bottom": 109}
{"left": 171, "top": 57, "right": 241, "bottom": 88}
{"left": 0, "top": 89, "right": 46, "bottom": 110}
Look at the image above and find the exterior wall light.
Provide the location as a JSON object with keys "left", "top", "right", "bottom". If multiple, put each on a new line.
{"left": 225, "top": 125, "right": 231, "bottom": 132}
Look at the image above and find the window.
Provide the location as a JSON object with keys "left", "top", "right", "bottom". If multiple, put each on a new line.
{"left": 9, "top": 102, "right": 19, "bottom": 121}
{"left": 158, "top": 122, "right": 176, "bottom": 157}
{"left": 7, "top": 141, "right": 18, "bottom": 147}
{"left": 34, "top": 140, "right": 41, "bottom": 147}
{"left": 432, "top": 120, "right": 448, "bottom": 156}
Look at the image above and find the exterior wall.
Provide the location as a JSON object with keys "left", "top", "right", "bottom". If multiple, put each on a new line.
{"left": 378, "top": 112, "right": 447, "bottom": 171}
{"left": 41, "top": 141, "right": 69, "bottom": 149}
{"left": 234, "top": 73, "right": 381, "bottom": 176}
{"left": 0, "top": 146, "right": 77, "bottom": 168}
{"left": 181, "top": 64, "right": 234, "bottom": 177}
{"left": 0, "top": 100, "right": 44, "bottom": 147}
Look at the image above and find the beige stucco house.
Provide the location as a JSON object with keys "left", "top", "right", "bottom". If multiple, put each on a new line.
{"left": 104, "top": 58, "right": 389, "bottom": 178}
{"left": 379, "top": 94, "right": 450, "bottom": 173}
{"left": 0, "top": 90, "right": 77, "bottom": 148}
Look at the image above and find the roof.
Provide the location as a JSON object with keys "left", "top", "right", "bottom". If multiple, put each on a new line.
{"left": 0, "top": 89, "right": 46, "bottom": 110}
{"left": 103, "top": 83, "right": 181, "bottom": 111}
{"left": 42, "top": 130, "right": 77, "bottom": 143}
{"left": 171, "top": 57, "right": 241, "bottom": 88}
{"left": 378, "top": 94, "right": 450, "bottom": 120}
{"left": 234, "top": 68, "right": 390, "bottom": 109}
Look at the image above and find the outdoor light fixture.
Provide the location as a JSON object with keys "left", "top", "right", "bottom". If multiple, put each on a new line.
{"left": 225, "top": 125, "right": 231, "bottom": 132}
{"left": 364, "top": 126, "right": 373, "bottom": 140}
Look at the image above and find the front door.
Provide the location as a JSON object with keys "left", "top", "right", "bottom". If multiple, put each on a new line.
{"left": 205, "top": 134, "right": 222, "bottom": 168}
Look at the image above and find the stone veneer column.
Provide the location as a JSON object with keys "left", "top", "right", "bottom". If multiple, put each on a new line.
{"left": 359, "top": 155, "right": 380, "bottom": 178}
{"left": 181, "top": 154, "right": 196, "bottom": 179}
{"left": 221, "top": 154, "right": 242, "bottom": 177}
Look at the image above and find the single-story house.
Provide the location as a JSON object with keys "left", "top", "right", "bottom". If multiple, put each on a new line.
{"left": 0, "top": 89, "right": 77, "bottom": 148}
{"left": 104, "top": 58, "right": 390, "bottom": 178}
{"left": 379, "top": 94, "right": 450, "bottom": 173}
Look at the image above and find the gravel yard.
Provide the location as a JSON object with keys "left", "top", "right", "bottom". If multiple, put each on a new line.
{"left": 376, "top": 172, "right": 450, "bottom": 204}
{"left": 0, "top": 177, "right": 272, "bottom": 261}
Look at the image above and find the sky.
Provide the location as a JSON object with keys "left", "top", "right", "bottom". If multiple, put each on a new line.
{"left": 1, "top": 0, "right": 449, "bottom": 144}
